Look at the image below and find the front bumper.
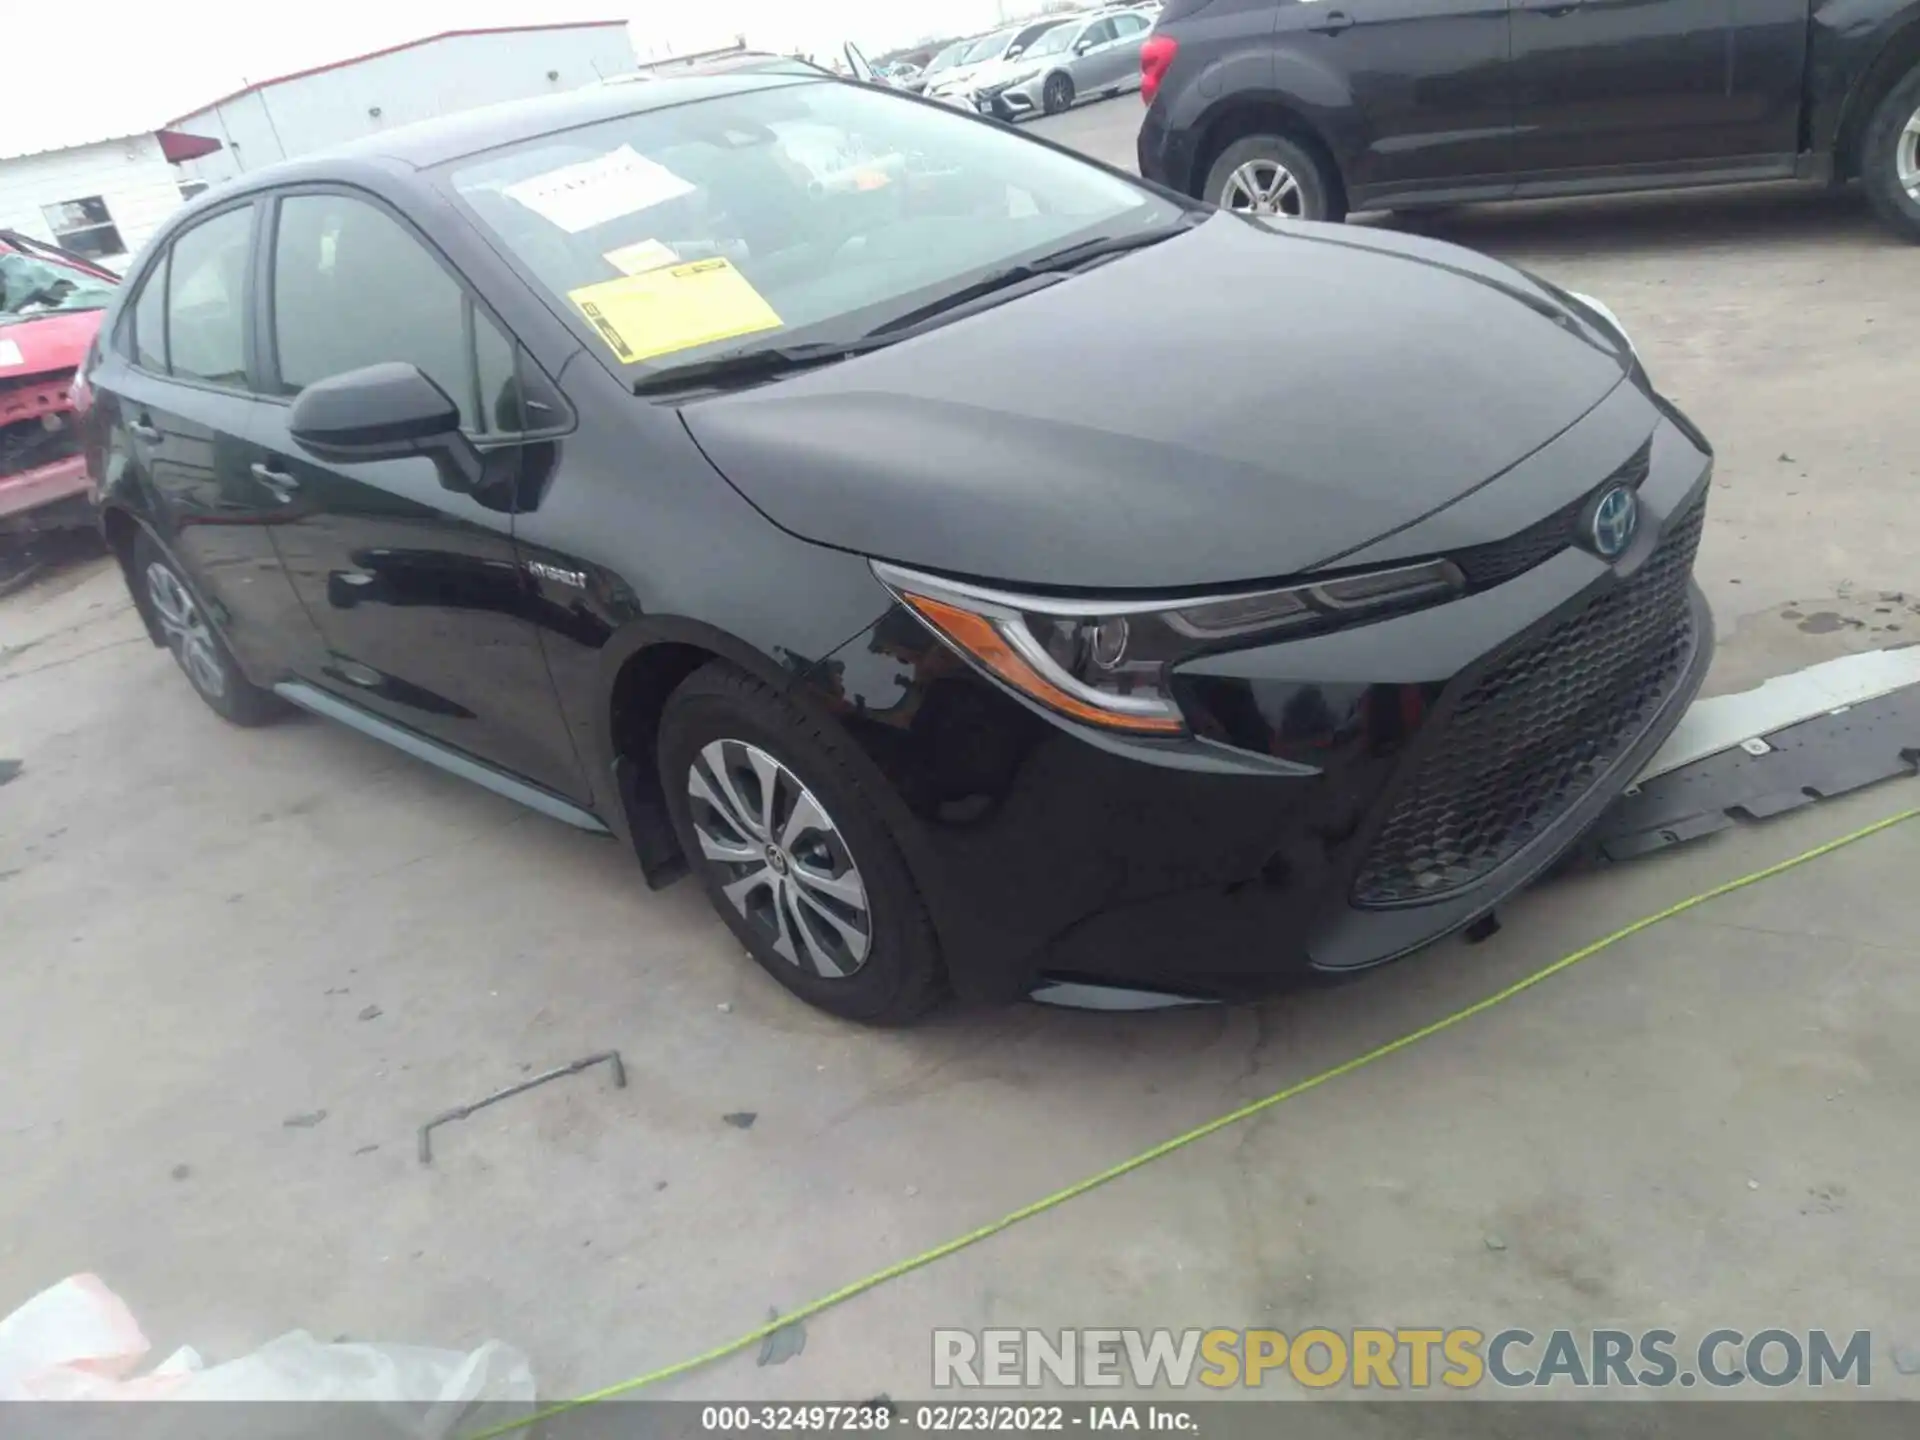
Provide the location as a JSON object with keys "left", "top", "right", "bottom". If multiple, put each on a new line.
{"left": 0, "top": 453, "right": 90, "bottom": 532}
{"left": 976, "top": 79, "right": 1043, "bottom": 120}
{"left": 814, "top": 397, "right": 1716, "bottom": 1002}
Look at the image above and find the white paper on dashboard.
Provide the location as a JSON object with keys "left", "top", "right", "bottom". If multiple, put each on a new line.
{"left": 504, "top": 145, "right": 695, "bottom": 234}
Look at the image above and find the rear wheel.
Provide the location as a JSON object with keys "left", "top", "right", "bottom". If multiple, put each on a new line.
{"left": 658, "top": 662, "right": 947, "bottom": 1025}
{"left": 1204, "top": 134, "right": 1344, "bottom": 223}
{"left": 1860, "top": 64, "right": 1920, "bottom": 242}
{"left": 1042, "top": 73, "right": 1074, "bottom": 115}
{"left": 133, "top": 530, "right": 285, "bottom": 726}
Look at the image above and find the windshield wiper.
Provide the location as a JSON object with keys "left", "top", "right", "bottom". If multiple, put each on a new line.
{"left": 867, "top": 212, "right": 1207, "bottom": 339}
{"left": 630, "top": 214, "right": 1208, "bottom": 397}
{"left": 631, "top": 338, "right": 891, "bottom": 396}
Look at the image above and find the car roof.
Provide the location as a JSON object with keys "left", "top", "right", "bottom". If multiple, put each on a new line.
{"left": 286, "top": 71, "right": 830, "bottom": 172}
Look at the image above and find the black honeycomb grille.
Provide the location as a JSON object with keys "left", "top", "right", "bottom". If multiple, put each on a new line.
{"left": 1352, "top": 494, "right": 1705, "bottom": 908}
{"left": 1449, "top": 443, "right": 1652, "bottom": 590}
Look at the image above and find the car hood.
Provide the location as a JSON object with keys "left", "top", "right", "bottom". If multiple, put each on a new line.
{"left": 0, "top": 309, "right": 103, "bottom": 379}
{"left": 682, "top": 215, "right": 1632, "bottom": 591}
{"left": 966, "top": 56, "right": 1031, "bottom": 87}
{"left": 928, "top": 59, "right": 999, "bottom": 89}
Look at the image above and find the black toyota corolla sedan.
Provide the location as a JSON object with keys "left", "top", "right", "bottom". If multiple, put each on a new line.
{"left": 80, "top": 71, "right": 1713, "bottom": 1024}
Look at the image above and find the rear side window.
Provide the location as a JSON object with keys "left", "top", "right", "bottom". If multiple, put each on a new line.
{"left": 270, "top": 193, "right": 509, "bottom": 433}
{"left": 165, "top": 207, "right": 253, "bottom": 387}
{"left": 131, "top": 255, "right": 168, "bottom": 372}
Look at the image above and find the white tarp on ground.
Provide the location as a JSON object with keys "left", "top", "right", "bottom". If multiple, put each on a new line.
{"left": 0, "top": 1274, "right": 533, "bottom": 1432}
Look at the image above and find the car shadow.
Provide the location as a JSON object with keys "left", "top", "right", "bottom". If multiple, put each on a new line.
{"left": 1360, "top": 182, "right": 1895, "bottom": 258}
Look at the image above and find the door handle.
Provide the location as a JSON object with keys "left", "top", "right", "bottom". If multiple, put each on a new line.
{"left": 1308, "top": 8, "right": 1354, "bottom": 33}
{"left": 128, "top": 418, "right": 163, "bottom": 443}
{"left": 1527, "top": 1, "right": 1579, "bottom": 12}
{"left": 250, "top": 461, "right": 302, "bottom": 501}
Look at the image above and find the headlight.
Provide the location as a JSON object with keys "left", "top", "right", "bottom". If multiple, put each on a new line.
{"left": 1565, "top": 289, "right": 1639, "bottom": 363}
{"left": 873, "top": 559, "right": 1463, "bottom": 736}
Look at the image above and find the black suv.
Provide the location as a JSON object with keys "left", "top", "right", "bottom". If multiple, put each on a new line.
{"left": 1137, "top": 0, "right": 1920, "bottom": 239}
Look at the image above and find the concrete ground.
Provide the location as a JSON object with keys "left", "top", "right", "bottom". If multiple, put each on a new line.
{"left": 2, "top": 98, "right": 1917, "bottom": 1402}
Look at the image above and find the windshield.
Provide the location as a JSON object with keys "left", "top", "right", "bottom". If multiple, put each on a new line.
{"left": 1025, "top": 24, "right": 1079, "bottom": 58}
{"left": 924, "top": 42, "right": 968, "bottom": 75}
{"left": 961, "top": 29, "right": 1018, "bottom": 63}
{"left": 447, "top": 79, "right": 1179, "bottom": 377}
{"left": 0, "top": 249, "right": 116, "bottom": 325}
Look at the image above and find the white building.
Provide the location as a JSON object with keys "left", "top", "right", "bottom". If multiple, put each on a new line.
{"left": 0, "top": 21, "right": 635, "bottom": 273}
{"left": 0, "top": 130, "right": 223, "bottom": 274}
{"left": 169, "top": 22, "right": 637, "bottom": 187}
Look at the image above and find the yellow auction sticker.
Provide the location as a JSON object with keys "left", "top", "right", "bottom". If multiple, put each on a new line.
{"left": 568, "top": 258, "right": 782, "bottom": 364}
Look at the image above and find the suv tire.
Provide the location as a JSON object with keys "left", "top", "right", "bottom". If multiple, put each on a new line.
{"left": 1860, "top": 64, "right": 1920, "bottom": 241}
{"left": 1204, "top": 134, "right": 1345, "bottom": 223}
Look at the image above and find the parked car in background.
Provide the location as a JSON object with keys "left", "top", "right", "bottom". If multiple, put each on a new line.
{"left": 1, "top": 231, "right": 119, "bottom": 534}
{"left": 905, "top": 39, "right": 973, "bottom": 95}
{"left": 975, "top": 10, "right": 1156, "bottom": 119}
{"left": 85, "top": 69, "right": 1713, "bottom": 1024}
{"left": 1137, "top": 0, "right": 1920, "bottom": 240}
{"left": 925, "top": 20, "right": 1078, "bottom": 108}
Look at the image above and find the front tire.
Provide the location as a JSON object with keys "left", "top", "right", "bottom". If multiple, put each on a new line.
{"left": 1042, "top": 73, "right": 1074, "bottom": 115}
{"left": 658, "top": 662, "right": 947, "bottom": 1025}
{"left": 133, "top": 530, "right": 285, "bottom": 726}
{"left": 1204, "top": 134, "right": 1344, "bottom": 223}
{"left": 1860, "top": 65, "right": 1920, "bottom": 242}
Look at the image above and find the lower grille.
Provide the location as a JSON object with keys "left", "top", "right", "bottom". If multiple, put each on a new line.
{"left": 1352, "top": 495, "right": 1706, "bottom": 908}
{"left": 1, "top": 414, "right": 79, "bottom": 477}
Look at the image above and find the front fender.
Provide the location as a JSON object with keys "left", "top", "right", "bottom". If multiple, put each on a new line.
{"left": 1809, "top": 0, "right": 1920, "bottom": 160}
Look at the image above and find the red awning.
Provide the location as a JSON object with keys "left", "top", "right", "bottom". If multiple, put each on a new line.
{"left": 155, "top": 129, "right": 223, "bottom": 164}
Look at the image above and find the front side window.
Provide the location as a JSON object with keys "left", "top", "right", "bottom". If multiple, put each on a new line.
{"left": 271, "top": 193, "right": 511, "bottom": 432}
{"left": 1113, "top": 14, "right": 1151, "bottom": 36}
{"left": 1026, "top": 25, "right": 1080, "bottom": 59}
{"left": 166, "top": 206, "right": 253, "bottom": 387}
{"left": 130, "top": 254, "right": 168, "bottom": 371}
{"left": 448, "top": 80, "right": 1178, "bottom": 376}
{"left": 1080, "top": 20, "right": 1119, "bottom": 47}
{"left": 42, "top": 197, "right": 126, "bottom": 262}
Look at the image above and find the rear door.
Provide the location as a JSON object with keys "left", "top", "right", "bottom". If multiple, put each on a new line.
{"left": 1068, "top": 18, "right": 1126, "bottom": 90}
{"left": 1272, "top": 0, "right": 1514, "bottom": 202}
{"left": 249, "top": 186, "right": 589, "bottom": 802}
{"left": 92, "top": 201, "right": 324, "bottom": 680}
{"left": 1103, "top": 12, "right": 1155, "bottom": 90}
{"left": 1507, "top": 0, "right": 1804, "bottom": 176}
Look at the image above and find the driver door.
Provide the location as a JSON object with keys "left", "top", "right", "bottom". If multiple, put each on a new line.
{"left": 248, "top": 187, "right": 589, "bottom": 802}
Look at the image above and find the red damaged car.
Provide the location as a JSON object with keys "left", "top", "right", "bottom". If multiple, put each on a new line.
{"left": 1, "top": 230, "right": 118, "bottom": 534}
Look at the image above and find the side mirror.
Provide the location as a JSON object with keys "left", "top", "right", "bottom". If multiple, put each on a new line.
{"left": 1073, "top": 39, "right": 1094, "bottom": 54}
{"left": 288, "top": 362, "right": 482, "bottom": 493}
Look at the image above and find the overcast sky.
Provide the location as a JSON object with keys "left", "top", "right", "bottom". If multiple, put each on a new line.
{"left": 12, "top": 0, "right": 1018, "bottom": 158}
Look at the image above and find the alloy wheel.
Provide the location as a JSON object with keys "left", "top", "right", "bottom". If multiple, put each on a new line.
{"left": 145, "top": 562, "right": 227, "bottom": 699}
{"left": 687, "top": 738, "right": 872, "bottom": 979}
{"left": 1899, "top": 104, "right": 1920, "bottom": 203}
{"left": 1221, "top": 158, "right": 1304, "bottom": 218}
